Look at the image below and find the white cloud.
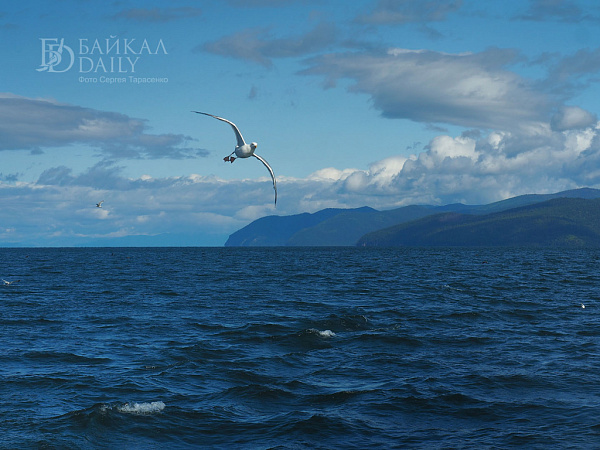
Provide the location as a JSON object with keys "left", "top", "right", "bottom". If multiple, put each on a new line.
{"left": 0, "top": 93, "right": 205, "bottom": 159}
{"left": 307, "top": 167, "right": 357, "bottom": 181}
{"left": 301, "top": 47, "right": 550, "bottom": 132}
{"left": 428, "top": 135, "right": 478, "bottom": 161}
{"left": 364, "top": 155, "right": 410, "bottom": 189}
{"left": 297, "top": 122, "right": 600, "bottom": 207}
{"left": 551, "top": 106, "right": 597, "bottom": 131}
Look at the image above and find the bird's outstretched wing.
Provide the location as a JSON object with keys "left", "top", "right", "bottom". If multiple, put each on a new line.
{"left": 253, "top": 154, "right": 277, "bottom": 206}
{"left": 192, "top": 111, "right": 246, "bottom": 147}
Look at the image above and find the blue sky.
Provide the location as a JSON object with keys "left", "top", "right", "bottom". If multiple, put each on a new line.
{"left": 2, "top": 0, "right": 600, "bottom": 246}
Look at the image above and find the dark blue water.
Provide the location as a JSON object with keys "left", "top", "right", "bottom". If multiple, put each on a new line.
{"left": 1, "top": 247, "right": 600, "bottom": 449}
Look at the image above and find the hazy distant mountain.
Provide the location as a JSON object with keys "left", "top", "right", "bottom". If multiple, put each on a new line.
{"left": 225, "top": 208, "right": 353, "bottom": 246}
{"left": 357, "top": 197, "right": 600, "bottom": 247}
{"left": 225, "top": 205, "right": 437, "bottom": 246}
{"left": 225, "top": 188, "right": 600, "bottom": 247}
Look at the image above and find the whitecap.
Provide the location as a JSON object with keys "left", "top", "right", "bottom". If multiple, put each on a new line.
{"left": 309, "top": 328, "right": 336, "bottom": 338}
{"left": 118, "top": 401, "right": 165, "bottom": 415}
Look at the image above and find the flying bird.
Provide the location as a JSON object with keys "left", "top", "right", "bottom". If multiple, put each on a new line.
{"left": 2, "top": 279, "right": 20, "bottom": 285}
{"left": 96, "top": 201, "right": 104, "bottom": 208}
{"left": 192, "top": 111, "right": 277, "bottom": 205}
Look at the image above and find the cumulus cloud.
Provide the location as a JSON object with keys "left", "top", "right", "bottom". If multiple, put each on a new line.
{"left": 200, "top": 22, "right": 336, "bottom": 67}
{"left": 304, "top": 122, "right": 600, "bottom": 207}
{"left": 0, "top": 94, "right": 206, "bottom": 159}
{"left": 301, "top": 47, "right": 550, "bottom": 132}
{"left": 307, "top": 167, "right": 359, "bottom": 181}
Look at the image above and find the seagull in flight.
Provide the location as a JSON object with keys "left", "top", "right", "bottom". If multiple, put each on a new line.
{"left": 96, "top": 201, "right": 104, "bottom": 208}
{"left": 2, "top": 279, "right": 20, "bottom": 285}
{"left": 193, "top": 111, "right": 277, "bottom": 205}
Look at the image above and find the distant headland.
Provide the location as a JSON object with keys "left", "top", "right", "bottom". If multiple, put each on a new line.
{"left": 226, "top": 188, "right": 600, "bottom": 247}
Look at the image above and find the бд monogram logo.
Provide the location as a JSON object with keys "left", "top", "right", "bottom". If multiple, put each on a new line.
{"left": 36, "top": 38, "right": 75, "bottom": 73}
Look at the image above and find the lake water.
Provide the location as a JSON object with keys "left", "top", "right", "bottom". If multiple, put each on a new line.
{"left": 1, "top": 247, "right": 600, "bottom": 448}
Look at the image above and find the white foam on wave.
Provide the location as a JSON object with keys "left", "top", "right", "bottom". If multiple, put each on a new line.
{"left": 117, "top": 401, "right": 165, "bottom": 414}
{"left": 309, "top": 328, "right": 336, "bottom": 338}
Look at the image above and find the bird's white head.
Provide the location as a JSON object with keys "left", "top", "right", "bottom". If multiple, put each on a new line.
{"left": 251, "top": 142, "right": 258, "bottom": 150}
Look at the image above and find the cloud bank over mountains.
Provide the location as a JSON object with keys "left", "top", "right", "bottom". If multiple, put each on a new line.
{"left": 2, "top": 119, "right": 596, "bottom": 246}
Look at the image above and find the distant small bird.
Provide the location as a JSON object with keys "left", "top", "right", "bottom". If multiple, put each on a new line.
{"left": 96, "top": 201, "right": 104, "bottom": 208}
{"left": 2, "top": 279, "right": 20, "bottom": 285}
{"left": 192, "top": 111, "right": 277, "bottom": 205}
{"left": 582, "top": 303, "right": 586, "bottom": 309}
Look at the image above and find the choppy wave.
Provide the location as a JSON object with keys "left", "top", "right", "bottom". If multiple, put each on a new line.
{"left": 2, "top": 247, "right": 600, "bottom": 448}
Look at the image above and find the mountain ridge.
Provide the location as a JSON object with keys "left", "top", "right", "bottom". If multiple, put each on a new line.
{"left": 358, "top": 197, "right": 600, "bottom": 247}
{"left": 224, "top": 188, "right": 600, "bottom": 247}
